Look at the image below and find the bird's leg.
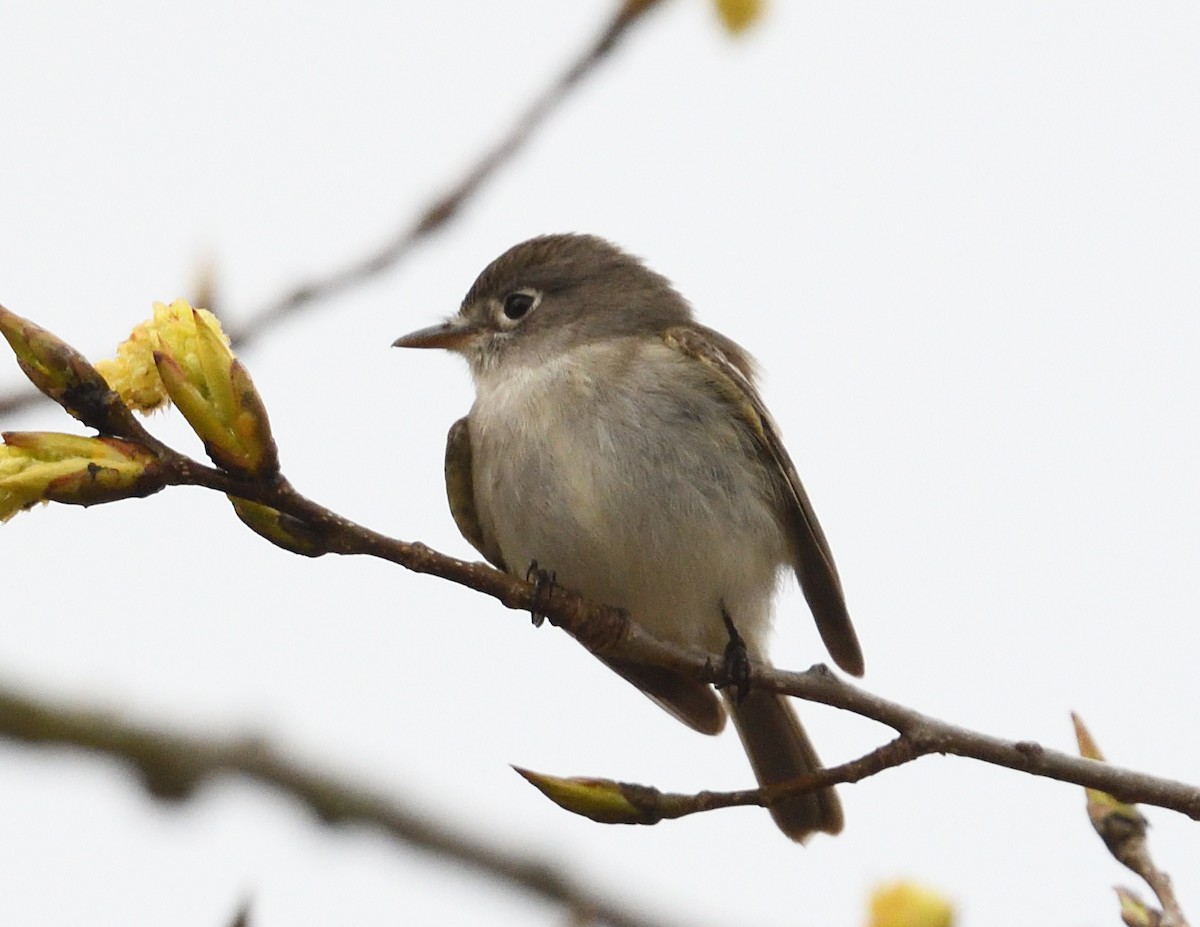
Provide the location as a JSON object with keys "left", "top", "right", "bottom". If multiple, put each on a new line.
{"left": 525, "top": 559, "right": 557, "bottom": 628}
{"left": 715, "top": 603, "right": 752, "bottom": 703}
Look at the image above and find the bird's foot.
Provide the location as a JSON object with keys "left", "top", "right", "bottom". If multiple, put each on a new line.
{"left": 714, "top": 604, "right": 752, "bottom": 703}
{"left": 525, "top": 560, "right": 556, "bottom": 628}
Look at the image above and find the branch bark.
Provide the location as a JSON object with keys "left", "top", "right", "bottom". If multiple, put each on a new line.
{"left": 0, "top": 684, "right": 703, "bottom": 927}
{"left": 148, "top": 456, "right": 1200, "bottom": 823}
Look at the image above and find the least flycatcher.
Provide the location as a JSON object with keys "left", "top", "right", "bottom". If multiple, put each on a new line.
{"left": 394, "top": 234, "right": 863, "bottom": 841}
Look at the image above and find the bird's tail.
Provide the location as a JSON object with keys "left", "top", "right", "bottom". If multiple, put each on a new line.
{"left": 725, "top": 687, "right": 843, "bottom": 842}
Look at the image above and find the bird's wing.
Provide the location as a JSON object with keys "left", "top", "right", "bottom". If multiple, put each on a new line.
{"left": 444, "top": 416, "right": 509, "bottom": 572}
{"left": 662, "top": 326, "right": 864, "bottom": 677}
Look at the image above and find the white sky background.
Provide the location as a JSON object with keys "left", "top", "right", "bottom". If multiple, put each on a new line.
{"left": 1, "top": 1, "right": 1198, "bottom": 924}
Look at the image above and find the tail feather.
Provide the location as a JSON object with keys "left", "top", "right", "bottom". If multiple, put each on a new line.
{"left": 725, "top": 687, "right": 843, "bottom": 841}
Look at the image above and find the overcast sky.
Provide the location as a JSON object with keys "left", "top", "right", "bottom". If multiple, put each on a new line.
{"left": 2, "top": 2, "right": 1198, "bottom": 925}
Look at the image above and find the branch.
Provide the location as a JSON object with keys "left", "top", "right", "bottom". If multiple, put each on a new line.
{"left": 758, "top": 665, "right": 1200, "bottom": 820}
{"left": 9, "top": 431, "right": 1194, "bottom": 827}
{"left": 515, "top": 662, "right": 1200, "bottom": 827}
{"left": 160, "top": 458, "right": 1200, "bottom": 823}
{"left": 0, "top": 0, "right": 667, "bottom": 418}
{"left": 0, "top": 683, "right": 703, "bottom": 927}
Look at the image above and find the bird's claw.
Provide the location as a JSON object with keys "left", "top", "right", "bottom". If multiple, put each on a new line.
{"left": 525, "top": 560, "right": 556, "bottom": 628}
{"left": 716, "top": 604, "right": 752, "bottom": 703}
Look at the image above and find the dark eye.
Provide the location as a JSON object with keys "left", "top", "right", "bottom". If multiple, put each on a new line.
{"left": 503, "top": 291, "right": 536, "bottom": 320}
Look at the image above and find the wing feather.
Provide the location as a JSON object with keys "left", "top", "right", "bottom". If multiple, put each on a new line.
{"left": 444, "top": 416, "right": 509, "bottom": 572}
{"left": 662, "top": 326, "right": 864, "bottom": 677}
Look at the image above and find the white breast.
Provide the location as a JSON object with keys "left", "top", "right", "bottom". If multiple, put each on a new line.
{"left": 469, "top": 338, "right": 787, "bottom": 655}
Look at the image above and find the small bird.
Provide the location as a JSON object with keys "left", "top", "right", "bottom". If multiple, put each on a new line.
{"left": 394, "top": 234, "right": 863, "bottom": 841}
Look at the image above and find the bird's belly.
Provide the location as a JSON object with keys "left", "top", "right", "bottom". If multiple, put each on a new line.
{"left": 471, "top": 383, "right": 786, "bottom": 654}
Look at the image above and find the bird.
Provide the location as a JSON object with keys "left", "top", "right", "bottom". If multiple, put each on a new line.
{"left": 394, "top": 233, "right": 863, "bottom": 841}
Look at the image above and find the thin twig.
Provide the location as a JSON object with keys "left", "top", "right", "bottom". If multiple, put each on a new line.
{"left": 0, "top": 0, "right": 667, "bottom": 418}
{"left": 1143, "top": 864, "right": 1189, "bottom": 927}
{"left": 0, "top": 684, "right": 702, "bottom": 927}
{"left": 760, "top": 665, "right": 1200, "bottom": 820}
{"left": 537, "top": 737, "right": 923, "bottom": 824}
{"left": 614, "top": 660, "right": 1200, "bottom": 822}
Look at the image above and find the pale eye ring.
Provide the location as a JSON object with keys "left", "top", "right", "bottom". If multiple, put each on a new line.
{"left": 502, "top": 290, "right": 539, "bottom": 321}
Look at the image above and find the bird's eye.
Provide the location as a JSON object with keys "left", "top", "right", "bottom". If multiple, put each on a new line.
{"left": 502, "top": 291, "right": 538, "bottom": 320}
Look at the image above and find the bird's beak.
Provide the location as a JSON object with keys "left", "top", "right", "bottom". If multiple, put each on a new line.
{"left": 392, "top": 317, "right": 479, "bottom": 351}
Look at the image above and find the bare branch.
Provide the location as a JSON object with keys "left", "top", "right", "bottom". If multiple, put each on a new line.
{"left": 0, "top": 0, "right": 667, "bottom": 418}
{"left": 514, "top": 738, "right": 921, "bottom": 825}
{"left": 759, "top": 665, "right": 1200, "bottom": 821}
{"left": 1152, "top": 874, "right": 1190, "bottom": 927}
{"left": 3, "top": 386, "right": 1196, "bottom": 829}
{"left": 0, "top": 683, "right": 705, "bottom": 927}
{"left": 514, "top": 677, "right": 1200, "bottom": 826}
